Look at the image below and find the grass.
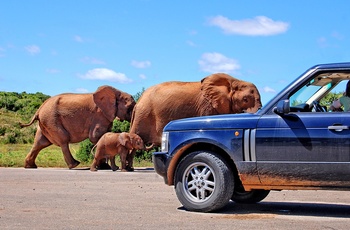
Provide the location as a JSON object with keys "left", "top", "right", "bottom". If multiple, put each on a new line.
{"left": 0, "top": 109, "right": 153, "bottom": 169}
{"left": 0, "top": 143, "right": 153, "bottom": 168}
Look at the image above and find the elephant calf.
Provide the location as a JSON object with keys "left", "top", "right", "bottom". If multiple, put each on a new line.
{"left": 90, "top": 132, "right": 145, "bottom": 172}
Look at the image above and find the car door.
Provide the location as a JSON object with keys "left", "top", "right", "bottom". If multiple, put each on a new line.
{"left": 254, "top": 111, "right": 350, "bottom": 187}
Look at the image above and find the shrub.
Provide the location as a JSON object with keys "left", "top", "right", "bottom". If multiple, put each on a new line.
{"left": 0, "top": 126, "right": 6, "bottom": 136}
{"left": 111, "top": 120, "right": 130, "bottom": 133}
{"left": 134, "top": 149, "right": 155, "bottom": 163}
{"left": 76, "top": 139, "right": 94, "bottom": 163}
{"left": 4, "top": 132, "right": 17, "bottom": 144}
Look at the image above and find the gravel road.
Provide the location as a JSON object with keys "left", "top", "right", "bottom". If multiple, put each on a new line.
{"left": 1, "top": 167, "right": 350, "bottom": 230}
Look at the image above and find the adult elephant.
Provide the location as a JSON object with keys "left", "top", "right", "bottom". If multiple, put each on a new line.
{"left": 127, "top": 73, "right": 261, "bottom": 170}
{"left": 21, "top": 85, "right": 136, "bottom": 169}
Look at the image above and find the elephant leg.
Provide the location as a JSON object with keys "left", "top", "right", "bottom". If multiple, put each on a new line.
{"left": 120, "top": 152, "right": 128, "bottom": 172}
{"left": 90, "top": 158, "right": 99, "bottom": 171}
{"left": 60, "top": 144, "right": 80, "bottom": 169}
{"left": 25, "top": 128, "right": 52, "bottom": 168}
{"left": 126, "top": 149, "right": 136, "bottom": 171}
{"left": 97, "top": 158, "right": 111, "bottom": 170}
{"left": 110, "top": 156, "right": 119, "bottom": 171}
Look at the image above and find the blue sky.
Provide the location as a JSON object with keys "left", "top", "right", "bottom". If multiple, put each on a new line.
{"left": 1, "top": 0, "right": 350, "bottom": 105}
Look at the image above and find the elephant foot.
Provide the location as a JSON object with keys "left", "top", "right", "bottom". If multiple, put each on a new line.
{"left": 125, "top": 166, "right": 134, "bottom": 172}
{"left": 68, "top": 160, "right": 80, "bottom": 169}
{"left": 111, "top": 165, "right": 119, "bottom": 171}
{"left": 121, "top": 168, "right": 128, "bottom": 172}
{"left": 90, "top": 167, "right": 98, "bottom": 172}
{"left": 98, "top": 162, "right": 111, "bottom": 170}
{"left": 24, "top": 160, "right": 37, "bottom": 168}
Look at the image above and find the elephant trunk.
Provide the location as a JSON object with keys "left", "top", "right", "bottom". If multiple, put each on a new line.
{"left": 245, "top": 100, "right": 262, "bottom": 113}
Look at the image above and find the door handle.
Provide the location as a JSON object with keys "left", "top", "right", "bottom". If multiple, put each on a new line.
{"left": 328, "top": 125, "right": 349, "bottom": 131}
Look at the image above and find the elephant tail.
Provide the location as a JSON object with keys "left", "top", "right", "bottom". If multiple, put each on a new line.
{"left": 19, "top": 113, "right": 39, "bottom": 128}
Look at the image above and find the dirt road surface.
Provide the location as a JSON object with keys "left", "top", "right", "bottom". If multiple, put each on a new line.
{"left": 1, "top": 167, "right": 350, "bottom": 229}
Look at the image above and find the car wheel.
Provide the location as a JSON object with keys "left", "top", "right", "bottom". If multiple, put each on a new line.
{"left": 231, "top": 189, "right": 270, "bottom": 204}
{"left": 175, "top": 151, "right": 234, "bottom": 212}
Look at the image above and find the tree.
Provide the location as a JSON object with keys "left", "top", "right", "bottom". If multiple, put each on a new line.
{"left": 133, "top": 88, "right": 145, "bottom": 102}
{"left": 320, "top": 91, "right": 343, "bottom": 109}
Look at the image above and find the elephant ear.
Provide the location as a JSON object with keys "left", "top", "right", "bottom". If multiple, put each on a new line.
{"left": 119, "top": 133, "right": 133, "bottom": 149}
{"left": 93, "top": 85, "right": 121, "bottom": 122}
{"left": 118, "top": 132, "right": 129, "bottom": 146}
{"left": 201, "top": 73, "right": 236, "bottom": 114}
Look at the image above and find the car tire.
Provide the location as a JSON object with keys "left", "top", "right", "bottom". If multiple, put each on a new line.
{"left": 175, "top": 151, "right": 234, "bottom": 212}
{"left": 231, "top": 189, "right": 270, "bottom": 204}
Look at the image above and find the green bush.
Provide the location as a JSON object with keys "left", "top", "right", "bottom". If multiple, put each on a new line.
{"left": 0, "top": 91, "right": 49, "bottom": 119}
{"left": 4, "top": 131, "right": 17, "bottom": 144}
{"left": 76, "top": 139, "right": 94, "bottom": 163}
{"left": 0, "top": 126, "right": 6, "bottom": 136}
{"left": 134, "top": 149, "right": 155, "bottom": 163}
{"left": 0, "top": 91, "right": 49, "bottom": 145}
{"left": 111, "top": 120, "right": 130, "bottom": 133}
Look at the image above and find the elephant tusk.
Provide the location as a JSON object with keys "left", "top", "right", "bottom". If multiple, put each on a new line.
{"left": 145, "top": 143, "right": 155, "bottom": 151}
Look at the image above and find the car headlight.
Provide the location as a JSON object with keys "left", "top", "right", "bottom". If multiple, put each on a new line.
{"left": 161, "top": 132, "right": 169, "bottom": 152}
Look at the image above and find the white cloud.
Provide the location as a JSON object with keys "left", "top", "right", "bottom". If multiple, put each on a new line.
{"left": 186, "top": 40, "right": 197, "bottom": 47}
{"left": 80, "top": 68, "right": 133, "bottom": 83}
{"left": 74, "top": 35, "right": 84, "bottom": 42}
{"left": 0, "top": 47, "right": 4, "bottom": 57}
{"left": 209, "top": 15, "right": 289, "bottom": 36}
{"left": 263, "top": 86, "right": 276, "bottom": 93}
{"left": 331, "top": 31, "right": 344, "bottom": 40}
{"left": 25, "top": 45, "right": 41, "bottom": 55}
{"left": 75, "top": 88, "right": 89, "bottom": 93}
{"left": 139, "top": 74, "right": 147, "bottom": 79}
{"left": 188, "top": 30, "right": 198, "bottom": 36}
{"left": 198, "top": 52, "right": 240, "bottom": 73}
{"left": 131, "top": 60, "right": 151, "bottom": 68}
{"left": 46, "top": 68, "right": 60, "bottom": 74}
{"left": 317, "top": 37, "right": 328, "bottom": 48}
{"left": 318, "top": 32, "right": 344, "bottom": 48}
{"left": 81, "top": 56, "right": 106, "bottom": 65}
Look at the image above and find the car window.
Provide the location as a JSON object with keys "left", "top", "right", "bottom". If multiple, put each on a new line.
{"left": 288, "top": 74, "right": 349, "bottom": 112}
{"left": 324, "top": 80, "right": 348, "bottom": 111}
{"left": 289, "top": 79, "right": 332, "bottom": 112}
{"left": 290, "top": 83, "right": 326, "bottom": 106}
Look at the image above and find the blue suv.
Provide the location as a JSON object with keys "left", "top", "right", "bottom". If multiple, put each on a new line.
{"left": 153, "top": 62, "right": 350, "bottom": 212}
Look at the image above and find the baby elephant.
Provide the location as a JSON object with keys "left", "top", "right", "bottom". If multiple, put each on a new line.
{"left": 90, "top": 132, "right": 145, "bottom": 172}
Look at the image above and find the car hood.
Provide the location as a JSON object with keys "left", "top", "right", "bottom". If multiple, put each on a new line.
{"left": 163, "top": 113, "right": 261, "bottom": 131}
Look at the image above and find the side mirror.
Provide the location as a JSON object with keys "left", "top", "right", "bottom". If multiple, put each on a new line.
{"left": 274, "top": 100, "right": 290, "bottom": 114}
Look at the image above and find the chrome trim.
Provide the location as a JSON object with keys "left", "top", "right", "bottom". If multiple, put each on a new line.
{"left": 250, "top": 129, "right": 256, "bottom": 162}
{"left": 244, "top": 129, "right": 250, "bottom": 161}
{"left": 243, "top": 129, "right": 257, "bottom": 162}
{"left": 328, "top": 125, "right": 349, "bottom": 131}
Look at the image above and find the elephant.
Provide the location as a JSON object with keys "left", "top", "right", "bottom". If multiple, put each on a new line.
{"left": 127, "top": 73, "right": 261, "bottom": 170}
{"left": 90, "top": 132, "right": 145, "bottom": 172}
{"left": 20, "top": 85, "right": 136, "bottom": 169}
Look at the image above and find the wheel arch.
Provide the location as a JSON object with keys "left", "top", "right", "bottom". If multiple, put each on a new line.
{"left": 167, "top": 142, "right": 239, "bottom": 186}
